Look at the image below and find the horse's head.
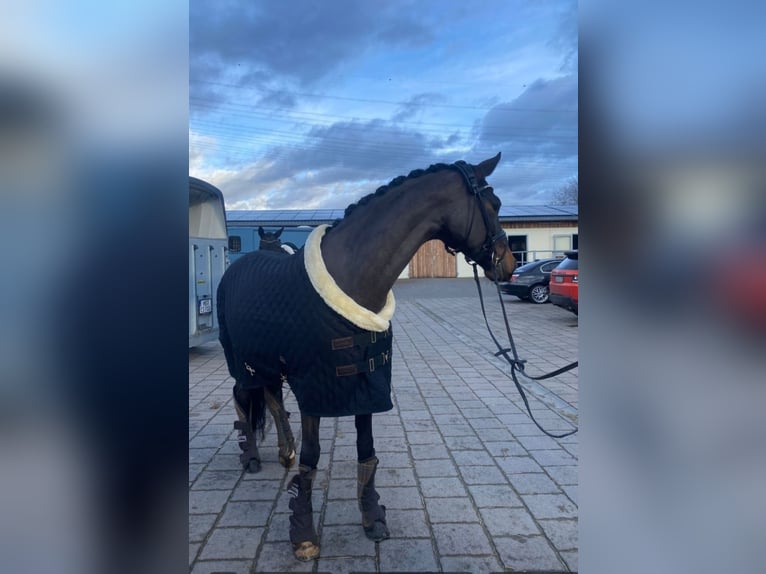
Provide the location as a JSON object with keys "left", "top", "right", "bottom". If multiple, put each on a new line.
{"left": 258, "top": 226, "right": 285, "bottom": 252}
{"left": 442, "top": 153, "right": 516, "bottom": 281}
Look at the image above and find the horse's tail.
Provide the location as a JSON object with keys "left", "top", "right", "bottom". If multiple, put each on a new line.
{"left": 234, "top": 385, "right": 267, "bottom": 440}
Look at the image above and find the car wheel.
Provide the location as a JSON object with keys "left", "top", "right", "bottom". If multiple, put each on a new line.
{"left": 529, "top": 284, "right": 549, "bottom": 304}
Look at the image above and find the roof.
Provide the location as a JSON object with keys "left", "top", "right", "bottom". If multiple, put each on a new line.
{"left": 227, "top": 205, "right": 577, "bottom": 226}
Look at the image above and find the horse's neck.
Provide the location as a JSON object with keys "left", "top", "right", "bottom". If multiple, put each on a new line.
{"left": 321, "top": 171, "right": 458, "bottom": 313}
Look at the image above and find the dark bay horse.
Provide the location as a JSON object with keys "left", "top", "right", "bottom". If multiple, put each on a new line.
{"left": 216, "top": 153, "right": 515, "bottom": 561}
{"left": 258, "top": 226, "right": 298, "bottom": 254}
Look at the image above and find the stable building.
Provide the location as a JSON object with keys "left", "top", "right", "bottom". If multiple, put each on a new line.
{"left": 226, "top": 205, "right": 577, "bottom": 278}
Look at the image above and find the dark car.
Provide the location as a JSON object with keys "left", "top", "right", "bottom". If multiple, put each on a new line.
{"left": 500, "top": 258, "right": 563, "bottom": 304}
{"left": 549, "top": 250, "right": 578, "bottom": 315}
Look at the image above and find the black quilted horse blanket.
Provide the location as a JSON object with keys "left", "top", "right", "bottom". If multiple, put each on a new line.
{"left": 217, "top": 225, "right": 395, "bottom": 417}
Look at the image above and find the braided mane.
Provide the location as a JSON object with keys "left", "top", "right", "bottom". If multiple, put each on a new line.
{"left": 328, "top": 162, "right": 454, "bottom": 230}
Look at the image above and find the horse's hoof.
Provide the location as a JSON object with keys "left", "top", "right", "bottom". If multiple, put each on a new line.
{"left": 279, "top": 449, "right": 296, "bottom": 469}
{"left": 292, "top": 541, "right": 320, "bottom": 561}
{"left": 364, "top": 521, "right": 390, "bottom": 542}
{"left": 246, "top": 458, "right": 261, "bottom": 474}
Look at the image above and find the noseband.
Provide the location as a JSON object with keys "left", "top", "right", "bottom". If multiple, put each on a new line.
{"left": 446, "top": 161, "right": 508, "bottom": 271}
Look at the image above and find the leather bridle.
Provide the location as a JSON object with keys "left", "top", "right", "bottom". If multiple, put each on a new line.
{"left": 445, "top": 160, "right": 509, "bottom": 275}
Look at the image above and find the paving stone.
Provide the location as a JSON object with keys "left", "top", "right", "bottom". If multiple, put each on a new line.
{"left": 254, "top": 542, "right": 314, "bottom": 572}
{"left": 264, "top": 513, "right": 293, "bottom": 542}
{"left": 494, "top": 535, "right": 565, "bottom": 572}
{"left": 495, "top": 455, "right": 544, "bottom": 475}
{"left": 332, "top": 444, "right": 358, "bottom": 461}
{"left": 375, "top": 436, "right": 412, "bottom": 452}
{"left": 529, "top": 449, "right": 578, "bottom": 467}
{"left": 230, "top": 478, "right": 281, "bottom": 501}
{"left": 432, "top": 522, "right": 493, "bottom": 555}
{"left": 562, "top": 484, "right": 577, "bottom": 504}
{"left": 539, "top": 518, "right": 578, "bottom": 551}
{"left": 508, "top": 472, "right": 562, "bottom": 494}
{"left": 206, "top": 454, "right": 245, "bottom": 471}
{"left": 424, "top": 496, "right": 479, "bottom": 523}
{"left": 419, "top": 476, "right": 468, "bottom": 498}
{"left": 241, "top": 462, "right": 292, "bottom": 481}
{"left": 438, "top": 422, "right": 477, "bottom": 436}
{"left": 385, "top": 508, "right": 432, "bottom": 538}
{"left": 546, "top": 464, "right": 578, "bottom": 486}
{"left": 450, "top": 449, "right": 494, "bottom": 467}
{"left": 403, "top": 418, "right": 437, "bottom": 431}
{"left": 189, "top": 542, "right": 200, "bottom": 566}
{"left": 405, "top": 430, "right": 444, "bottom": 445}
{"left": 375, "top": 486, "right": 423, "bottom": 509}
{"left": 514, "top": 434, "right": 565, "bottom": 451}
{"left": 443, "top": 434, "right": 484, "bottom": 450}
{"left": 323, "top": 498, "right": 358, "bottom": 525}
{"left": 457, "top": 464, "right": 507, "bottom": 485}
{"left": 190, "top": 490, "right": 230, "bottom": 515}
{"left": 521, "top": 493, "right": 578, "bottom": 520}
{"left": 378, "top": 537, "right": 439, "bottom": 572}
{"left": 189, "top": 463, "right": 205, "bottom": 484}
{"left": 482, "top": 440, "right": 528, "bottom": 457}
{"left": 413, "top": 457, "right": 459, "bottom": 478}
{"left": 189, "top": 447, "right": 218, "bottom": 465}
{"left": 191, "top": 559, "right": 253, "bottom": 574}
{"left": 319, "top": 524, "right": 376, "bottom": 557}
{"left": 479, "top": 506, "right": 541, "bottom": 536}
{"left": 217, "top": 501, "right": 273, "bottom": 527}
{"left": 327, "top": 478, "right": 357, "bottom": 500}
{"left": 467, "top": 484, "right": 523, "bottom": 508}
{"left": 409, "top": 443, "right": 450, "bottom": 459}
{"left": 189, "top": 433, "right": 229, "bottom": 450}
{"left": 375, "top": 466, "right": 417, "bottom": 487}
{"left": 439, "top": 554, "right": 503, "bottom": 574}
{"left": 192, "top": 470, "right": 242, "bottom": 491}
{"left": 317, "top": 556, "right": 376, "bottom": 574}
{"left": 198, "top": 527, "right": 263, "bottom": 560}
{"left": 189, "top": 513, "right": 218, "bottom": 543}
{"left": 560, "top": 548, "right": 579, "bottom": 572}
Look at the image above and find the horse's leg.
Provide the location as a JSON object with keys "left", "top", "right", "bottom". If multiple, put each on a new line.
{"left": 232, "top": 382, "right": 265, "bottom": 473}
{"left": 355, "top": 413, "right": 390, "bottom": 541}
{"left": 287, "top": 413, "right": 321, "bottom": 561}
{"left": 263, "top": 384, "right": 296, "bottom": 468}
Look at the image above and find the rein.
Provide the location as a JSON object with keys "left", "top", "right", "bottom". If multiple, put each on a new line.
{"left": 450, "top": 161, "right": 579, "bottom": 439}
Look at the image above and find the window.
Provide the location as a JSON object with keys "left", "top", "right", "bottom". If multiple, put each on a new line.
{"left": 553, "top": 234, "right": 572, "bottom": 256}
{"left": 541, "top": 261, "right": 560, "bottom": 273}
{"left": 228, "top": 235, "right": 241, "bottom": 252}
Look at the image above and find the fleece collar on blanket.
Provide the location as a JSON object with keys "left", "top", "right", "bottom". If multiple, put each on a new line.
{"left": 304, "top": 225, "right": 395, "bottom": 332}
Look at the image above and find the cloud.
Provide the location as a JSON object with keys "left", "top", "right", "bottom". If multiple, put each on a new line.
{"left": 193, "top": 117, "right": 446, "bottom": 209}
{"left": 473, "top": 74, "right": 578, "bottom": 203}
{"left": 190, "top": 0, "right": 428, "bottom": 91}
{"left": 391, "top": 93, "right": 446, "bottom": 123}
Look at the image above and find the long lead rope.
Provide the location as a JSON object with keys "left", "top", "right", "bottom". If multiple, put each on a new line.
{"left": 471, "top": 263, "right": 578, "bottom": 438}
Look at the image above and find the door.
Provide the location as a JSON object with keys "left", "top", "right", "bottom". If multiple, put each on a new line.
{"left": 410, "top": 239, "right": 457, "bottom": 278}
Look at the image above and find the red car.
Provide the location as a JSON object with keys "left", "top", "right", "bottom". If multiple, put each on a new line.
{"left": 549, "top": 250, "right": 578, "bottom": 315}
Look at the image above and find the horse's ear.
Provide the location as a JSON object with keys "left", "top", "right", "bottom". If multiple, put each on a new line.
{"left": 276, "top": 227, "right": 284, "bottom": 238}
{"left": 474, "top": 152, "right": 502, "bottom": 179}
{"left": 258, "top": 227, "right": 265, "bottom": 238}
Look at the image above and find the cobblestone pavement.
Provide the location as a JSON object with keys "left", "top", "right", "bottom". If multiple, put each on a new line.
{"left": 189, "top": 278, "right": 578, "bottom": 573}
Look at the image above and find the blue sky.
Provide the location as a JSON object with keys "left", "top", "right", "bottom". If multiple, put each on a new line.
{"left": 190, "top": 0, "right": 577, "bottom": 210}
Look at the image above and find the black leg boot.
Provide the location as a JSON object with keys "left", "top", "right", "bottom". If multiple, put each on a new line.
{"left": 287, "top": 465, "right": 320, "bottom": 561}
{"left": 357, "top": 456, "right": 390, "bottom": 541}
{"left": 233, "top": 393, "right": 261, "bottom": 473}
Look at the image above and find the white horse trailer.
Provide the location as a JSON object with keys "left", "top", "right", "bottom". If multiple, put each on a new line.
{"left": 189, "top": 177, "right": 228, "bottom": 347}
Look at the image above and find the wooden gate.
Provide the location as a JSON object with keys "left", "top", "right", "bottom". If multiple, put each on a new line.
{"left": 409, "top": 239, "right": 457, "bottom": 278}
